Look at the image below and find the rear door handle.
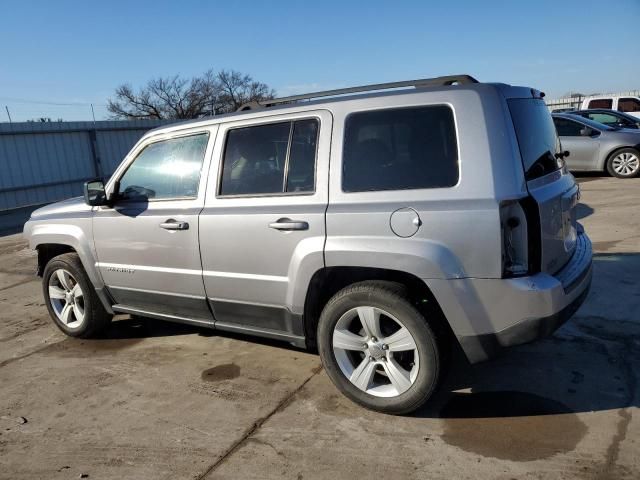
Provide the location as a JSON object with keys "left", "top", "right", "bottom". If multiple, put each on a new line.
{"left": 268, "top": 218, "right": 309, "bottom": 231}
{"left": 160, "top": 219, "right": 189, "bottom": 231}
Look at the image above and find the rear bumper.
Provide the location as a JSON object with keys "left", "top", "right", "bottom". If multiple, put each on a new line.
{"left": 428, "top": 229, "right": 592, "bottom": 363}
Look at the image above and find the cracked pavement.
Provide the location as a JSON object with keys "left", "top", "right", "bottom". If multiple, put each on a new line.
{"left": 0, "top": 175, "right": 638, "bottom": 479}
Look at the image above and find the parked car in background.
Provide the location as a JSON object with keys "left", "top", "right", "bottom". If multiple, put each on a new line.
{"left": 23, "top": 76, "right": 593, "bottom": 414}
{"left": 570, "top": 109, "right": 640, "bottom": 130}
{"left": 552, "top": 113, "right": 640, "bottom": 178}
{"left": 580, "top": 95, "right": 640, "bottom": 119}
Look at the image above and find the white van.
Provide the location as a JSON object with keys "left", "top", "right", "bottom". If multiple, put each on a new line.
{"left": 580, "top": 95, "right": 640, "bottom": 119}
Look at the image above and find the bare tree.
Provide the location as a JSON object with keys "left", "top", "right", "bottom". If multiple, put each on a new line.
{"left": 215, "top": 70, "right": 276, "bottom": 112}
{"left": 107, "top": 69, "right": 275, "bottom": 120}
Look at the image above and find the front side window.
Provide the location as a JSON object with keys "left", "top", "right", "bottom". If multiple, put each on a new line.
{"left": 219, "top": 119, "right": 319, "bottom": 196}
{"left": 118, "top": 133, "right": 209, "bottom": 201}
{"left": 618, "top": 98, "right": 640, "bottom": 113}
{"left": 588, "top": 99, "right": 613, "bottom": 109}
{"left": 553, "top": 118, "right": 584, "bottom": 136}
{"left": 342, "top": 106, "right": 458, "bottom": 192}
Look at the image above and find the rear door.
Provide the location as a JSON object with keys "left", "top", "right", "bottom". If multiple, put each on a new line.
{"left": 508, "top": 99, "right": 578, "bottom": 274}
{"left": 199, "top": 110, "right": 331, "bottom": 340}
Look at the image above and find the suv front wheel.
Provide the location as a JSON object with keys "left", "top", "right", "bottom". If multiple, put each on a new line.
{"left": 42, "top": 253, "right": 112, "bottom": 338}
{"left": 317, "top": 281, "right": 440, "bottom": 414}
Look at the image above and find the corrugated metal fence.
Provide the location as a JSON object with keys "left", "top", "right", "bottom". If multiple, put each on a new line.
{"left": 0, "top": 119, "right": 173, "bottom": 213}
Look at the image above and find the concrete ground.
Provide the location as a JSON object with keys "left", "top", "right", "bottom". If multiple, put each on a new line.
{"left": 0, "top": 175, "right": 638, "bottom": 480}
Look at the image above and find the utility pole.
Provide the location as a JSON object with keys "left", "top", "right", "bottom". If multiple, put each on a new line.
{"left": 90, "top": 103, "right": 96, "bottom": 123}
{"left": 5, "top": 105, "right": 12, "bottom": 123}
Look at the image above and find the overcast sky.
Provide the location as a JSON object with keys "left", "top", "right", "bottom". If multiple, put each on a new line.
{"left": 1, "top": 0, "right": 639, "bottom": 121}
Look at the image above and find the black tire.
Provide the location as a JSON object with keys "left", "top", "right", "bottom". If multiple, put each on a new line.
{"left": 317, "top": 281, "right": 441, "bottom": 415}
{"left": 606, "top": 148, "right": 640, "bottom": 178}
{"left": 42, "top": 253, "right": 112, "bottom": 338}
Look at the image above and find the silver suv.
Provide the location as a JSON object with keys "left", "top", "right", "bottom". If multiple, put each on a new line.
{"left": 23, "top": 75, "right": 592, "bottom": 414}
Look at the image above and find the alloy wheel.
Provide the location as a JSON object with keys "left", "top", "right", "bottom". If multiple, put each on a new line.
{"left": 612, "top": 152, "right": 640, "bottom": 176}
{"left": 48, "top": 268, "right": 85, "bottom": 329}
{"left": 332, "top": 306, "right": 419, "bottom": 397}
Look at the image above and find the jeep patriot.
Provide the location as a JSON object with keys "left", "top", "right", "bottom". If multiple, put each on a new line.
{"left": 23, "top": 75, "right": 592, "bottom": 413}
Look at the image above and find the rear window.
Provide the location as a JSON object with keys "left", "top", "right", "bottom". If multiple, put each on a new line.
{"left": 508, "top": 99, "right": 561, "bottom": 180}
{"left": 342, "top": 105, "right": 458, "bottom": 192}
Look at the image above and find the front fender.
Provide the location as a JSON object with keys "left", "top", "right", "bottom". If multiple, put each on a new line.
{"left": 24, "top": 219, "right": 104, "bottom": 290}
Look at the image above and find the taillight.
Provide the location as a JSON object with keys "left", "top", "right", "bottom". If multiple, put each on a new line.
{"left": 500, "top": 200, "right": 529, "bottom": 277}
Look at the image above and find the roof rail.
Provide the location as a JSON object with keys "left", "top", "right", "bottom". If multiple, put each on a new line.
{"left": 237, "top": 74, "right": 479, "bottom": 111}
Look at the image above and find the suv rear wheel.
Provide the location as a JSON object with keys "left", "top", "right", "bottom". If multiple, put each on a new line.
{"left": 606, "top": 148, "right": 640, "bottom": 178}
{"left": 42, "top": 253, "right": 111, "bottom": 337}
{"left": 317, "top": 281, "right": 440, "bottom": 414}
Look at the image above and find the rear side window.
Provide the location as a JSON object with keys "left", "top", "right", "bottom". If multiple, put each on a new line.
{"left": 618, "top": 98, "right": 640, "bottom": 113}
{"left": 342, "top": 106, "right": 458, "bottom": 192}
{"left": 588, "top": 99, "right": 612, "bottom": 109}
{"left": 219, "top": 119, "right": 318, "bottom": 196}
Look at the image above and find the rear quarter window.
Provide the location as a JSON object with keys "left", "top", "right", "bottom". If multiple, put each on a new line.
{"left": 508, "top": 99, "right": 561, "bottom": 180}
{"left": 342, "top": 105, "right": 458, "bottom": 192}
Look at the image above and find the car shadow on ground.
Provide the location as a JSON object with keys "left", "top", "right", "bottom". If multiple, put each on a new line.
{"left": 573, "top": 171, "right": 607, "bottom": 183}
{"left": 100, "top": 315, "right": 306, "bottom": 352}
{"left": 415, "top": 252, "right": 640, "bottom": 420}
{"left": 90, "top": 253, "right": 639, "bottom": 420}
{"left": 577, "top": 202, "right": 594, "bottom": 220}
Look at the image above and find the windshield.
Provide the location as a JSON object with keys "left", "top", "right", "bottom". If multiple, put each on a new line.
{"left": 508, "top": 98, "right": 562, "bottom": 180}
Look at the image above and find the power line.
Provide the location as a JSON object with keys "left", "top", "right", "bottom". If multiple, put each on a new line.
{"left": 0, "top": 96, "right": 107, "bottom": 107}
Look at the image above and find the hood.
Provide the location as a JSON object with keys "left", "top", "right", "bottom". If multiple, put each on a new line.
{"left": 29, "top": 196, "right": 92, "bottom": 219}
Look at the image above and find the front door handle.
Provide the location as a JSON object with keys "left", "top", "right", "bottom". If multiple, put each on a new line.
{"left": 269, "top": 218, "right": 309, "bottom": 231}
{"left": 160, "top": 219, "right": 189, "bottom": 231}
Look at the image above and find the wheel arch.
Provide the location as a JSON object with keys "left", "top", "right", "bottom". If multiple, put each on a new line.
{"left": 302, "top": 266, "right": 454, "bottom": 352}
{"left": 27, "top": 224, "right": 114, "bottom": 314}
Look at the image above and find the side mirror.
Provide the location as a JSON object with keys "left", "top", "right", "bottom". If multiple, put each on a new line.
{"left": 580, "top": 127, "right": 594, "bottom": 137}
{"left": 83, "top": 179, "right": 108, "bottom": 206}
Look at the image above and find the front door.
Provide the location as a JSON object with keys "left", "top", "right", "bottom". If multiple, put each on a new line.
{"left": 199, "top": 111, "right": 331, "bottom": 341}
{"left": 93, "top": 127, "right": 216, "bottom": 323}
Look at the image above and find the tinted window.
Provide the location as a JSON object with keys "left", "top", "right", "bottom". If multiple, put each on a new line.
{"left": 553, "top": 117, "right": 584, "bottom": 136}
{"left": 220, "top": 122, "right": 289, "bottom": 195}
{"left": 508, "top": 99, "right": 560, "bottom": 178}
{"left": 588, "top": 99, "right": 612, "bottom": 109}
{"left": 342, "top": 106, "right": 458, "bottom": 192}
{"left": 220, "top": 119, "right": 319, "bottom": 196}
{"left": 618, "top": 98, "right": 640, "bottom": 113}
{"left": 287, "top": 119, "right": 318, "bottom": 192}
{"left": 118, "top": 133, "right": 209, "bottom": 201}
